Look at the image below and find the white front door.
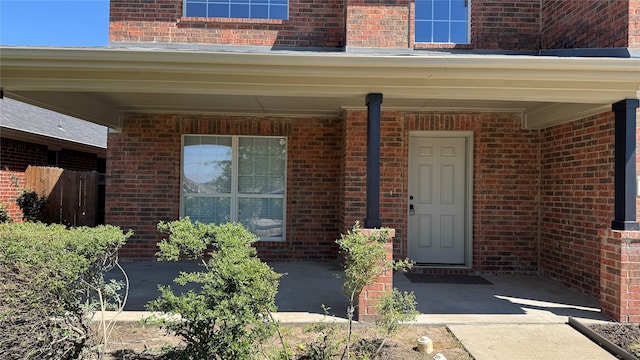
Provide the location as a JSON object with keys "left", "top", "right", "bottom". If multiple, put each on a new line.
{"left": 408, "top": 135, "right": 470, "bottom": 265}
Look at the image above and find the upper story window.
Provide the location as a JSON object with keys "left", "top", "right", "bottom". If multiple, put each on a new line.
{"left": 185, "top": 0, "right": 288, "bottom": 20}
{"left": 415, "top": 0, "right": 469, "bottom": 43}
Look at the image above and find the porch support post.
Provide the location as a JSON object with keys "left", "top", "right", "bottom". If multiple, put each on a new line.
{"left": 612, "top": 98, "right": 640, "bottom": 230}
{"left": 365, "top": 93, "right": 383, "bottom": 228}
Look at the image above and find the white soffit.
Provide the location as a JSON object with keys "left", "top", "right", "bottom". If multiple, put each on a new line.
{"left": 1, "top": 47, "right": 639, "bottom": 130}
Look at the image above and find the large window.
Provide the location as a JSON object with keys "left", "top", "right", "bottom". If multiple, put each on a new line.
{"left": 184, "top": 0, "right": 288, "bottom": 20}
{"left": 415, "top": 0, "right": 469, "bottom": 43}
{"left": 182, "top": 135, "right": 287, "bottom": 241}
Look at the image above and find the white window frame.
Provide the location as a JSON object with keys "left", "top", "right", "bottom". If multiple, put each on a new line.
{"left": 180, "top": 134, "right": 287, "bottom": 242}
{"left": 183, "top": 0, "right": 289, "bottom": 20}
{"left": 414, "top": 0, "right": 471, "bottom": 44}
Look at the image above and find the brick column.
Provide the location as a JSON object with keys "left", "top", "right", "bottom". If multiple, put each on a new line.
{"left": 356, "top": 228, "right": 395, "bottom": 322}
{"left": 600, "top": 229, "right": 640, "bottom": 322}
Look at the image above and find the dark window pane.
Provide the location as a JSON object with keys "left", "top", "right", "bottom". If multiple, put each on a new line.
{"left": 450, "top": 21, "right": 468, "bottom": 43}
{"left": 433, "top": 21, "right": 449, "bottom": 42}
{"left": 450, "top": 0, "right": 467, "bottom": 20}
{"left": 186, "top": 2, "right": 207, "bottom": 16}
{"left": 415, "top": 20, "right": 432, "bottom": 42}
{"left": 414, "top": 0, "right": 433, "bottom": 20}
{"left": 209, "top": 3, "right": 229, "bottom": 17}
{"left": 269, "top": 4, "right": 288, "bottom": 19}
{"left": 230, "top": 3, "right": 250, "bottom": 17}
{"left": 433, "top": 0, "right": 450, "bottom": 20}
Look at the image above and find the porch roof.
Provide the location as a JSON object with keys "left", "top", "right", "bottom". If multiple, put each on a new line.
{"left": 1, "top": 46, "right": 639, "bottom": 130}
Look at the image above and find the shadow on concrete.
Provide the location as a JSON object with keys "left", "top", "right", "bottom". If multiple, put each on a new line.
{"left": 107, "top": 261, "right": 609, "bottom": 323}
{"left": 394, "top": 272, "right": 610, "bottom": 323}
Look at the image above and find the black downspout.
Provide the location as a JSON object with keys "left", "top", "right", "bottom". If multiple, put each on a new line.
{"left": 611, "top": 98, "right": 640, "bottom": 231}
{"left": 365, "top": 93, "right": 383, "bottom": 228}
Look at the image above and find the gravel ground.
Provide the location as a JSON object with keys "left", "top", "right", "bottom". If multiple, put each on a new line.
{"left": 590, "top": 323, "right": 640, "bottom": 359}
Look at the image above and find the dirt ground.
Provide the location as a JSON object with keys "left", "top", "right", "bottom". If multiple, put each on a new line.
{"left": 589, "top": 323, "right": 640, "bottom": 359}
{"left": 94, "top": 322, "right": 473, "bottom": 360}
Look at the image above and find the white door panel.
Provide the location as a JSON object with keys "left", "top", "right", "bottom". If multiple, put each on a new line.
{"left": 409, "top": 136, "right": 468, "bottom": 264}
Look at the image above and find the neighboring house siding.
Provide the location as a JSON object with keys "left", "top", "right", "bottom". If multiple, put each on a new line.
{"left": 56, "top": 149, "right": 99, "bottom": 172}
{"left": 0, "top": 138, "right": 48, "bottom": 221}
{"left": 540, "top": 113, "right": 616, "bottom": 299}
{"left": 109, "top": 0, "right": 346, "bottom": 48}
{"left": 0, "top": 138, "right": 49, "bottom": 171}
{"left": 106, "top": 114, "right": 343, "bottom": 260}
{"left": 0, "top": 171, "right": 24, "bottom": 222}
{"left": 0, "top": 137, "right": 103, "bottom": 222}
{"left": 541, "top": 0, "right": 630, "bottom": 49}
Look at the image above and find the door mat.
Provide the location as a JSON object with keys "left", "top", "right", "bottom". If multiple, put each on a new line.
{"left": 404, "top": 273, "right": 493, "bottom": 285}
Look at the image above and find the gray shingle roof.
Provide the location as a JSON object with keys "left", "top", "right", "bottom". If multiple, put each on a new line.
{"left": 0, "top": 97, "right": 107, "bottom": 149}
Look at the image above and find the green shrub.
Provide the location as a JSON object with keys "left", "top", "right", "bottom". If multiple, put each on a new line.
{"left": 0, "top": 203, "right": 10, "bottom": 223}
{"left": 336, "top": 221, "right": 414, "bottom": 359}
{"left": 374, "top": 289, "right": 418, "bottom": 354}
{"left": 0, "top": 222, "right": 131, "bottom": 359}
{"left": 15, "top": 189, "right": 46, "bottom": 222}
{"left": 147, "top": 218, "right": 281, "bottom": 360}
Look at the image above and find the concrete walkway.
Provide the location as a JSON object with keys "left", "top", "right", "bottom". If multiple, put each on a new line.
{"left": 104, "top": 261, "right": 617, "bottom": 359}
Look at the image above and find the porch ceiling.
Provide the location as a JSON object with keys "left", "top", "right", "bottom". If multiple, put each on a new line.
{"left": 1, "top": 47, "right": 639, "bottom": 130}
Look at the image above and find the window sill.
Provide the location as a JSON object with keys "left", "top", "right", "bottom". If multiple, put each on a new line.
{"left": 178, "top": 16, "right": 286, "bottom": 25}
{"left": 414, "top": 42, "right": 472, "bottom": 49}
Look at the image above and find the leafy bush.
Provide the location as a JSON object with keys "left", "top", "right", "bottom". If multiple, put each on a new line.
{"left": 0, "top": 222, "right": 131, "bottom": 359}
{"left": 15, "top": 189, "right": 46, "bottom": 222}
{"left": 336, "top": 221, "right": 414, "bottom": 359}
{"left": 147, "top": 218, "right": 282, "bottom": 359}
{"left": 0, "top": 203, "right": 10, "bottom": 223}
{"left": 374, "top": 289, "right": 418, "bottom": 353}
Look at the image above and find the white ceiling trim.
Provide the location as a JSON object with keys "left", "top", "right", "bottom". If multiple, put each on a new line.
{"left": 1, "top": 47, "right": 639, "bottom": 130}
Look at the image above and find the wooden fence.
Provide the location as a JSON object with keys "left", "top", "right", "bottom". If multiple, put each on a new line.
{"left": 25, "top": 166, "right": 104, "bottom": 227}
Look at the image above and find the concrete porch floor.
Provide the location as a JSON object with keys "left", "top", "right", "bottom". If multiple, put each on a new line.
{"left": 108, "top": 261, "right": 609, "bottom": 324}
{"left": 105, "top": 261, "right": 617, "bottom": 359}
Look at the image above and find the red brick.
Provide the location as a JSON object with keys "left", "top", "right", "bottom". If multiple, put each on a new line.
{"left": 542, "top": 0, "right": 630, "bottom": 49}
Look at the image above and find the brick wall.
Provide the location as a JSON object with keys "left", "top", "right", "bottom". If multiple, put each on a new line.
{"left": 57, "top": 149, "right": 100, "bottom": 172}
{"left": 410, "top": 112, "right": 540, "bottom": 273}
{"left": 342, "top": 110, "right": 539, "bottom": 273}
{"left": 109, "top": 0, "right": 637, "bottom": 51}
{"left": 467, "top": 0, "right": 540, "bottom": 50}
{"left": 631, "top": 0, "right": 640, "bottom": 47}
{"left": 346, "top": 0, "right": 409, "bottom": 48}
{"left": 107, "top": 113, "right": 343, "bottom": 260}
{"left": 0, "top": 138, "right": 48, "bottom": 221}
{"left": 0, "top": 138, "right": 48, "bottom": 172}
{"left": 0, "top": 171, "right": 24, "bottom": 222}
{"left": 109, "top": 0, "right": 345, "bottom": 48}
{"left": 541, "top": 0, "right": 630, "bottom": 49}
{"left": 0, "top": 137, "right": 103, "bottom": 222}
{"left": 540, "top": 113, "right": 615, "bottom": 298}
